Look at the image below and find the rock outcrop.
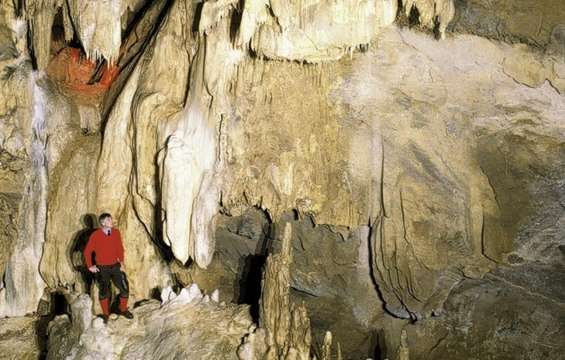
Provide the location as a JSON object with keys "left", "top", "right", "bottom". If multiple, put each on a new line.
{"left": 270, "top": 215, "right": 383, "bottom": 356}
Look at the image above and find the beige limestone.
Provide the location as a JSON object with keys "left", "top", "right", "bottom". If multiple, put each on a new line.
{"left": 238, "top": 0, "right": 398, "bottom": 62}
{"left": 47, "top": 285, "right": 252, "bottom": 359}
{"left": 23, "top": 0, "right": 148, "bottom": 68}
{"left": 0, "top": 316, "right": 42, "bottom": 359}
{"left": 320, "top": 331, "right": 332, "bottom": 360}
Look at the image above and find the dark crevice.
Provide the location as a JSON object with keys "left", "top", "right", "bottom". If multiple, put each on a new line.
{"left": 408, "top": 5, "right": 421, "bottom": 27}
{"left": 13, "top": 0, "right": 24, "bottom": 17}
{"left": 192, "top": 1, "right": 204, "bottom": 33}
{"left": 121, "top": 0, "right": 154, "bottom": 38}
{"left": 290, "top": 286, "right": 318, "bottom": 298}
{"left": 50, "top": 8, "right": 66, "bottom": 54}
{"left": 395, "top": 1, "right": 437, "bottom": 38}
{"left": 35, "top": 292, "right": 70, "bottom": 359}
{"left": 432, "top": 18, "right": 442, "bottom": 40}
{"left": 51, "top": 293, "right": 69, "bottom": 316}
{"left": 369, "top": 330, "right": 387, "bottom": 360}
{"left": 229, "top": 6, "right": 242, "bottom": 44}
{"left": 367, "top": 216, "right": 413, "bottom": 320}
{"left": 152, "top": 145, "right": 175, "bottom": 263}
{"left": 237, "top": 254, "right": 267, "bottom": 322}
{"left": 61, "top": 0, "right": 86, "bottom": 51}
{"left": 231, "top": 207, "right": 273, "bottom": 322}
{"left": 26, "top": 20, "right": 38, "bottom": 70}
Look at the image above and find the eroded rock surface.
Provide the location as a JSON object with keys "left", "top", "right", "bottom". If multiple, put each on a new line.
{"left": 270, "top": 215, "right": 383, "bottom": 357}
{"left": 403, "top": 265, "right": 565, "bottom": 360}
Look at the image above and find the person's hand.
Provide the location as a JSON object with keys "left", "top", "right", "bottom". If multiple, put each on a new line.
{"left": 88, "top": 265, "right": 100, "bottom": 273}
{"left": 119, "top": 262, "right": 126, "bottom": 272}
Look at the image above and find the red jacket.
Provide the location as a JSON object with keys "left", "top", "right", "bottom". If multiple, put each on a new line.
{"left": 84, "top": 228, "right": 124, "bottom": 268}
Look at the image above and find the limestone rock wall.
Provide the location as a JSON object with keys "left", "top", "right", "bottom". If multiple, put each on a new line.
{"left": 452, "top": 0, "right": 565, "bottom": 49}
{"left": 0, "top": 0, "right": 564, "bottom": 358}
{"left": 0, "top": 2, "right": 48, "bottom": 316}
{"left": 402, "top": 265, "right": 565, "bottom": 359}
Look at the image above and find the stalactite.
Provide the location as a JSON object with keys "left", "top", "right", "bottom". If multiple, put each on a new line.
{"left": 23, "top": 0, "right": 150, "bottom": 69}
{"left": 402, "top": 0, "right": 455, "bottom": 39}
{"left": 237, "top": 0, "right": 399, "bottom": 62}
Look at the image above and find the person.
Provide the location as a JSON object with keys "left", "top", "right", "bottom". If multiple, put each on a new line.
{"left": 83, "top": 212, "right": 133, "bottom": 322}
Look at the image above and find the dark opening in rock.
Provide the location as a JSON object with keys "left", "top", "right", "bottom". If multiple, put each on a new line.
{"left": 237, "top": 254, "right": 267, "bottom": 322}
{"left": 35, "top": 292, "right": 70, "bottom": 358}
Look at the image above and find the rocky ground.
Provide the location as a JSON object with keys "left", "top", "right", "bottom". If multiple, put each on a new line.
{"left": 47, "top": 285, "right": 252, "bottom": 360}
{"left": 0, "top": 316, "right": 41, "bottom": 360}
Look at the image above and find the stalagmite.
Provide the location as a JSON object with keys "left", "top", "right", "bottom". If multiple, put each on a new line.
{"left": 396, "top": 330, "right": 410, "bottom": 360}
{"left": 238, "top": 222, "right": 312, "bottom": 360}
{"left": 320, "top": 331, "right": 332, "bottom": 360}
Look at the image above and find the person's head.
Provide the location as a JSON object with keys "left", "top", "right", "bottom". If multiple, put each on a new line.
{"left": 99, "top": 213, "right": 113, "bottom": 228}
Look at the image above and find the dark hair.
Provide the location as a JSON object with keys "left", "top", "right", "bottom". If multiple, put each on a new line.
{"left": 99, "top": 213, "right": 112, "bottom": 224}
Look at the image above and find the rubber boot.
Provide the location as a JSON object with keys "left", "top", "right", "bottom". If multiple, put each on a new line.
{"left": 99, "top": 298, "right": 110, "bottom": 323}
{"left": 119, "top": 296, "right": 133, "bottom": 319}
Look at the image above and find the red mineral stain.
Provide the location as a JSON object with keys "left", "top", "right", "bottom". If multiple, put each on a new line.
{"left": 47, "top": 47, "right": 119, "bottom": 104}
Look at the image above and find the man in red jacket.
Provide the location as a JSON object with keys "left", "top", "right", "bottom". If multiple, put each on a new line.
{"left": 84, "top": 213, "right": 133, "bottom": 322}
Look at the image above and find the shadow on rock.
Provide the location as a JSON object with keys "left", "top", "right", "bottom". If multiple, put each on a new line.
{"left": 69, "top": 213, "right": 97, "bottom": 295}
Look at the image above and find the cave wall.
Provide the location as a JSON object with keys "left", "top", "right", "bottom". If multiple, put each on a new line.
{"left": 0, "top": 0, "right": 564, "bottom": 358}
{"left": 452, "top": 0, "right": 565, "bottom": 49}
